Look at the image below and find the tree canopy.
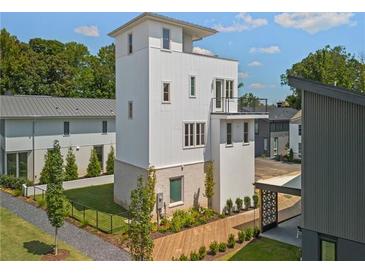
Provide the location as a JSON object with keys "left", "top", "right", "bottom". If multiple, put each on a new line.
{"left": 281, "top": 45, "right": 365, "bottom": 109}
{"left": 0, "top": 28, "right": 115, "bottom": 98}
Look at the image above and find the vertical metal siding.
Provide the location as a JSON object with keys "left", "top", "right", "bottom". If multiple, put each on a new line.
{"left": 303, "top": 91, "right": 365, "bottom": 244}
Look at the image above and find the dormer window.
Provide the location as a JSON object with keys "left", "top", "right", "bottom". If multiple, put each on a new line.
{"left": 128, "top": 33, "right": 133, "bottom": 54}
{"left": 162, "top": 28, "right": 170, "bottom": 50}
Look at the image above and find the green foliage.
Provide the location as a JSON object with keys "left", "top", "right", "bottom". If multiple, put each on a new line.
{"left": 245, "top": 228, "right": 253, "bottom": 241}
{"left": 190, "top": 251, "right": 199, "bottom": 261}
{"left": 238, "top": 230, "right": 245, "bottom": 243}
{"left": 254, "top": 227, "right": 261, "bottom": 238}
{"left": 226, "top": 198, "right": 233, "bottom": 215}
{"left": 288, "top": 148, "right": 294, "bottom": 162}
{"left": 239, "top": 93, "right": 261, "bottom": 109}
{"left": 37, "top": 197, "right": 46, "bottom": 208}
{"left": 64, "top": 147, "right": 78, "bottom": 181}
{"left": 127, "top": 176, "right": 154, "bottom": 261}
{"left": 0, "top": 175, "right": 32, "bottom": 190}
{"left": 244, "top": 196, "right": 251, "bottom": 210}
{"left": 198, "top": 246, "right": 207, "bottom": 260}
{"left": 1, "top": 29, "right": 116, "bottom": 98}
{"left": 39, "top": 151, "right": 53, "bottom": 185}
{"left": 204, "top": 161, "right": 215, "bottom": 208}
{"left": 106, "top": 146, "right": 115, "bottom": 175}
{"left": 86, "top": 149, "right": 101, "bottom": 177}
{"left": 179, "top": 254, "right": 188, "bottom": 261}
{"left": 146, "top": 167, "right": 157, "bottom": 212}
{"left": 281, "top": 45, "right": 365, "bottom": 109}
{"left": 209, "top": 241, "right": 219, "bottom": 255}
{"left": 218, "top": 242, "right": 227, "bottom": 252}
{"left": 227, "top": 233, "right": 236, "bottom": 248}
{"left": 252, "top": 193, "right": 259, "bottom": 209}
{"left": 235, "top": 198, "right": 243, "bottom": 212}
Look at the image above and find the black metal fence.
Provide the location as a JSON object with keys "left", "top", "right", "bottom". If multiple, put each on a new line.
{"left": 211, "top": 97, "right": 268, "bottom": 113}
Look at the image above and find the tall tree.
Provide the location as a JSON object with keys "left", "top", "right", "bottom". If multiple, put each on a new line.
{"left": 128, "top": 176, "right": 154, "bottom": 261}
{"left": 281, "top": 45, "right": 365, "bottom": 109}
{"left": 106, "top": 146, "right": 115, "bottom": 175}
{"left": 238, "top": 92, "right": 261, "bottom": 110}
{"left": 45, "top": 140, "right": 67, "bottom": 255}
{"left": 86, "top": 148, "right": 101, "bottom": 177}
{"left": 204, "top": 161, "right": 215, "bottom": 209}
{"left": 64, "top": 147, "right": 78, "bottom": 181}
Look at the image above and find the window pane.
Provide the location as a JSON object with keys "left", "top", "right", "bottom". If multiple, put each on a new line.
{"left": 128, "top": 33, "right": 133, "bottom": 54}
{"left": 6, "top": 153, "right": 16, "bottom": 176}
{"left": 196, "top": 123, "right": 200, "bottom": 145}
{"left": 170, "top": 177, "right": 182, "bottom": 203}
{"left": 18, "top": 152, "right": 28, "bottom": 178}
{"left": 227, "top": 123, "right": 232, "bottom": 145}
{"left": 102, "top": 121, "right": 107, "bottom": 134}
{"left": 94, "top": 146, "right": 103, "bottom": 170}
{"left": 190, "top": 76, "right": 195, "bottom": 96}
{"left": 184, "top": 124, "right": 189, "bottom": 147}
{"left": 321, "top": 240, "right": 336, "bottom": 261}
{"left": 128, "top": 101, "right": 133, "bottom": 119}
{"left": 163, "top": 28, "right": 170, "bottom": 49}
{"left": 189, "top": 124, "right": 194, "bottom": 146}
{"left": 64, "top": 121, "right": 70, "bottom": 136}
{"left": 201, "top": 123, "right": 205, "bottom": 145}
{"left": 244, "top": 122, "right": 249, "bottom": 143}
{"left": 163, "top": 83, "right": 170, "bottom": 102}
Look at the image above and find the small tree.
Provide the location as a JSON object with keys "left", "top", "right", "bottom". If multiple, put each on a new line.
{"left": 106, "top": 146, "right": 115, "bottom": 175}
{"left": 244, "top": 196, "right": 251, "bottom": 210}
{"left": 288, "top": 148, "right": 294, "bottom": 162}
{"left": 86, "top": 148, "right": 101, "bottom": 177}
{"left": 128, "top": 176, "right": 154, "bottom": 261}
{"left": 252, "top": 193, "right": 259, "bottom": 208}
{"left": 226, "top": 198, "right": 233, "bottom": 215}
{"left": 204, "top": 161, "right": 215, "bottom": 209}
{"left": 39, "top": 151, "right": 53, "bottom": 185}
{"left": 45, "top": 140, "right": 67, "bottom": 255}
{"left": 146, "top": 166, "right": 157, "bottom": 212}
{"left": 64, "top": 147, "right": 78, "bottom": 181}
{"left": 235, "top": 198, "right": 243, "bottom": 212}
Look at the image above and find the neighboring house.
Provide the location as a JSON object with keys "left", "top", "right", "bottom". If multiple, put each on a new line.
{"left": 110, "top": 13, "right": 268, "bottom": 215}
{"left": 254, "top": 105, "right": 297, "bottom": 158}
{"left": 289, "top": 110, "right": 302, "bottom": 159}
{"left": 289, "top": 76, "right": 365, "bottom": 261}
{"left": 0, "top": 95, "right": 116, "bottom": 183}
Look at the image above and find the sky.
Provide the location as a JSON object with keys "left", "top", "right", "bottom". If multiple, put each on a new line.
{"left": 1, "top": 12, "right": 364, "bottom": 103}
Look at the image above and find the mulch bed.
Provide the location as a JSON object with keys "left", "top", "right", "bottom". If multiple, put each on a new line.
{"left": 41, "top": 249, "right": 70, "bottom": 261}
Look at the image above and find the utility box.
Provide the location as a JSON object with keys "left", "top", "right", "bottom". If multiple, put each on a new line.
{"left": 156, "top": 193, "right": 163, "bottom": 210}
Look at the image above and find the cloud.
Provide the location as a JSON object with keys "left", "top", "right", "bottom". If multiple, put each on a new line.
{"left": 248, "top": 61, "right": 262, "bottom": 67}
{"left": 249, "top": 46, "right": 280, "bottom": 54}
{"left": 192, "top": 47, "right": 215, "bottom": 56}
{"left": 214, "top": 13, "right": 268, "bottom": 32}
{"left": 274, "top": 13, "right": 355, "bottom": 34}
{"left": 74, "top": 25, "right": 100, "bottom": 37}
{"left": 238, "top": 71, "right": 249, "bottom": 79}
{"left": 249, "top": 83, "right": 276, "bottom": 90}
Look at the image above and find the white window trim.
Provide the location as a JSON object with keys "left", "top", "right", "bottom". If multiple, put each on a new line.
{"left": 162, "top": 27, "right": 171, "bottom": 51}
{"left": 169, "top": 176, "right": 184, "bottom": 207}
{"left": 162, "top": 81, "right": 171, "bottom": 104}
{"left": 182, "top": 121, "right": 206, "bottom": 149}
{"left": 225, "top": 79, "right": 234, "bottom": 99}
{"left": 189, "top": 75, "right": 197, "bottom": 98}
{"left": 195, "top": 122, "right": 206, "bottom": 148}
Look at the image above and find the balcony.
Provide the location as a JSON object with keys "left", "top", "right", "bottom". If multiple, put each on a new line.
{"left": 211, "top": 97, "right": 268, "bottom": 114}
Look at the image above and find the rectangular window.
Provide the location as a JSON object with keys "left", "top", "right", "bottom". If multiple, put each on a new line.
{"left": 227, "top": 123, "right": 232, "bottom": 145}
{"left": 273, "top": 137, "right": 279, "bottom": 155}
{"left": 102, "top": 121, "right": 108, "bottom": 134}
{"left": 255, "top": 120, "right": 259, "bottom": 135}
{"left": 6, "top": 152, "right": 28, "bottom": 178}
{"left": 18, "top": 152, "right": 28, "bottom": 178}
{"left": 320, "top": 239, "right": 336, "bottom": 261}
{"left": 170, "top": 177, "right": 183, "bottom": 204}
{"left": 162, "top": 82, "right": 170, "bottom": 103}
{"left": 298, "top": 143, "right": 302, "bottom": 154}
{"left": 94, "top": 145, "right": 103, "bottom": 170}
{"left": 64, "top": 121, "right": 70, "bottom": 136}
{"left": 225, "top": 80, "right": 233, "bottom": 99}
{"left": 264, "top": 138, "right": 268, "bottom": 152}
{"left": 128, "top": 101, "right": 133, "bottom": 119}
{"left": 6, "top": 153, "right": 16, "bottom": 176}
{"left": 298, "top": 124, "right": 302, "bottom": 136}
{"left": 189, "top": 76, "right": 196, "bottom": 97}
{"left": 184, "top": 122, "right": 195, "bottom": 148}
{"left": 162, "top": 28, "right": 170, "bottom": 50}
{"left": 128, "top": 33, "right": 133, "bottom": 54}
{"left": 196, "top": 123, "right": 205, "bottom": 146}
{"left": 243, "top": 122, "right": 249, "bottom": 144}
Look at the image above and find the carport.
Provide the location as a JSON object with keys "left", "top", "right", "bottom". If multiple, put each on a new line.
{"left": 254, "top": 174, "right": 301, "bottom": 232}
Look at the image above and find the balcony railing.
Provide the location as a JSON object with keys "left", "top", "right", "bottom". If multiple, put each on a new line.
{"left": 211, "top": 97, "right": 268, "bottom": 114}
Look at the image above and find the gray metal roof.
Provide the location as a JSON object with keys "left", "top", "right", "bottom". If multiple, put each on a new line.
{"left": 242, "top": 106, "right": 297, "bottom": 121}
{"left": 0, "top": 95, "right": 116, "bottom": 118}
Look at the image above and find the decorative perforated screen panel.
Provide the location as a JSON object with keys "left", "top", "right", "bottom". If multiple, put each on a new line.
{"left": 261, "top": 189, "right": 278, "bottom": 231}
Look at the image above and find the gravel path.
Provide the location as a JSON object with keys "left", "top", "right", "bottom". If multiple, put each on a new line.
{"left": 0, "top": 191, "right": 131, "bottom": 261}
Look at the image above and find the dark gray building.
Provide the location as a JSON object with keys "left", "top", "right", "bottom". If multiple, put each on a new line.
{"left": 289, "top": 76, "right": 365, "bottom": 261}
{"left": 254, "top": 106, "right": 297, "bottom": 157}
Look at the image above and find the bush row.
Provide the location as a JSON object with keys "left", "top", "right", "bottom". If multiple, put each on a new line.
{"left": 223, "top": 194, "right": 259, "bottom": 215}
{"left": 0, "top": 175, "right": 33, "bottom": 190}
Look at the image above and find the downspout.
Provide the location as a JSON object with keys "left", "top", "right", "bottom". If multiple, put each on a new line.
{"left": 32, "top": 117, "right": 35, "bottom": 182}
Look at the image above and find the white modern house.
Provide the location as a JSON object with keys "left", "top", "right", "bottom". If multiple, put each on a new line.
{"left": 289, "top": 110, "right": 302, "bottom": 159}
{"left": 110, "top": 13, "right": 268, "bottom": 214}
{"left": 0, "top": 95, "right": 116, "bottom": 183}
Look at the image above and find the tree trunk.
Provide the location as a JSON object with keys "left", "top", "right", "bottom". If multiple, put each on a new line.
{"left": 54, "top": 227, "right": 58, "bottom": 255}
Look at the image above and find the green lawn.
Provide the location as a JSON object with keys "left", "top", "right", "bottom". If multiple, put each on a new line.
{"left": 227, "top": 237, "right": 300, "bottom": 261}
{"left": 63, "top": 184, "right": 128, "bottom": 234}
{"left": 0, "top": 207, "right": 90, "bottom": 261}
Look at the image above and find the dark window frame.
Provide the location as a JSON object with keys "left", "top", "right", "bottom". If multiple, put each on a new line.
{"left": 128, "top": 33, "right": 133, "bottom": 54}
{"left": 64, "top": 121, "right": 70, "bottom": 136}
{"left": 102, "top": 121, "right": 108, "bottom": 134}
{"left": 226, "top": 123, "right": 232, "bottom": 145}
{"left": 162, "top": 28, "right": 170, "bottom": 50}
{"left": 243, "top": 122, "right": 249, "bottom": 144}
{"left": 298, "top": 124, "right": 302, "bottom": 136}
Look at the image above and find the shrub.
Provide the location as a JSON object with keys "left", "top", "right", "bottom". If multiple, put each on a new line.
{"left": 245, "top": 228, "right": 253, "bottom": 241}
{"left": 244, "top": 196, "right": 251, "bottom": 210}
{"left": 252, "top": 193, "right": 259, "bottom": 208}
{"left": 227, "top": 233, "right": 235, "bottom": 248}
{"left": 226, "top": 198, "right": 233, "bottom": 215}
{"left": 0, "top": 175, "right": 32, "bottom": 190}
{"left": 235, "top": 198, "right": 243, "bottom": 212}
{"left": 179, "top": 254, "right": 188, "bottom": 261}
{"left": 218, "top": 242, "right": 227, "bottom": 252}
{"left": 106, "top": 146, "right": 115, "bottom": 175}
{"left": 12, "top": 188, "right": 22, "bottom": 196}
{"left": 288, "top": 148, "right": 294, "bottom": 162}
{"left": 37, "top": 197, "right": 47, "bottom": 208}
{"left": 238, "top": 230, "right": 245, "bottom": 243}
{"left": 64, "top": 147, "right": 78, "bottom": 181}
{"left": 253, "top": 226, "right": 261, "bottom": 238}
{"left": 190, "top": 251, "right": 199, "bottom": 261}
{"left": 86, "top": 148, "right": 101, "bottom": 177}
{"left": 171, "top": 210, "right": 188, "bottom": 232}
{"left": 209, "top": 241, "right": 219, "bottom": 255}
{"left": 198, "top": 246, "right": 206, "bottom": 260}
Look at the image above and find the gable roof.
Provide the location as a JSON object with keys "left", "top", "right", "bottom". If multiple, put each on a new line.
{"left": 290, "top": 110, "right": 302, "bottom": 123}
{"left": 0, "top": 95, "right": 116, "bottom": 118}
{"left": 108, "top": 12, "right": 217, "bottom": 40}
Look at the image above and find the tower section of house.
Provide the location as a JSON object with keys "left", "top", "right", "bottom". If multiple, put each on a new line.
{"left": 289, "top": 110, "right": 302, "bottom": 159}
{"left": 289, "top": 76, "right": 365, "bottom": 261}
{"left": 110, "top": 13, "right": 268, "bottom": 214}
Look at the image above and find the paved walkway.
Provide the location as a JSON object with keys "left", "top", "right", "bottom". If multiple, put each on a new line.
{"left": 0, "top": 191, "right": 130, "bottom": 261}
{"left": 152, "top": 194, "right": 301, "bottom": 260}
